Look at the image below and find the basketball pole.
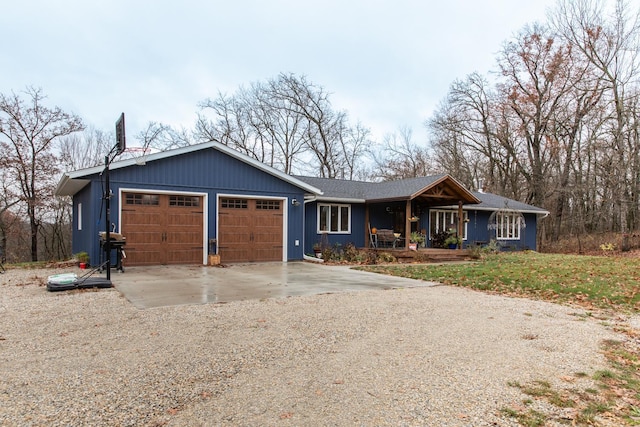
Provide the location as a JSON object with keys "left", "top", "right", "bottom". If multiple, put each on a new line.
{"left": 105, "top": 153, "right": 112, "bottom": 281}
{"left": 104, "top": 113, "right": 126, "bottom": 281}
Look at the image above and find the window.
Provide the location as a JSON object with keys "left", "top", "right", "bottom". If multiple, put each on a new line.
{"left": 221, "top": 198, "right": 247, "bottom": 209}
{"left": 496, "top": 212, "right": 521, "bottom": 240}
{"left": 125, "top": 193, "right": 159, "bottom": 206}
{"left": 77, "top": 203, "right": 82, "bottom": 231}
{"left": 318, "top": 203, "right": 350, "bottom": 233}
{"left": 169, "top": 195, "right": 200, "bottom": 207}
{"left": 256, "top": 200, "right": 281, "bottom": 210}
{"left": 429, "top": 210, "right": 468, "bottom": 240}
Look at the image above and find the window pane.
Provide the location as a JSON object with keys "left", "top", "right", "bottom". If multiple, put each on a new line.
{"left": 330, "top": 206, "right": 338, "bottom": 232}
{"left": 320, "top": 205, "right": 329, "bottom": 231}
{"left": 340, "top": 206, "right": 349, "bottom": 231}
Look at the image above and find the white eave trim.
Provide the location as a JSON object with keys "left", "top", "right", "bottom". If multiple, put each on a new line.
{"left": 438, "top": 204, "right": 550, "bottom": 215}
{"left": 313, "top": 197, "right": 366, "bottom": 204}
{"left": 55, "top": 175, "right": 91, "bottom": 196}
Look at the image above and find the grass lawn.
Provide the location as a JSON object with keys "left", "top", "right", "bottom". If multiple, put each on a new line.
{"left": 359, "top": 251, "right": 640, "bottom": 312}
{"left": 359, "top": 252, "right": 640, "bottom": 425}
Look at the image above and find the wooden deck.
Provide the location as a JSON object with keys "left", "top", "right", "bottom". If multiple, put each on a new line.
{"left": 369, "top": 247, "right": 472, "bottom": 263}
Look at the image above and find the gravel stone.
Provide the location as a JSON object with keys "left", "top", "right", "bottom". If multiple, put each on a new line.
{"left": 0, "top": 267, "right": 630, "bottom": 426}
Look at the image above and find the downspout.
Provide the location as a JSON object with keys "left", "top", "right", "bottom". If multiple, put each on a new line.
{"left": 302, "top": 196, "right": 323, "bottom": 263}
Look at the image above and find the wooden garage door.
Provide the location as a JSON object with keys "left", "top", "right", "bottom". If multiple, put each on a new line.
{"left": 218, "top": 198, "right": 283, "bottom": 263}
{"left": 121, "top": 193, "right": 203, "bottom": 266}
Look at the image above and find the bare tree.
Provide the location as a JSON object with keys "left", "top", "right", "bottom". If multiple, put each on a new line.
{"left": 0, "top": 87, "right": 84, "bottom": 261}
{"left": 196, "top": 73, "right": 369, "bottom": 178}
{"left": 550, "top": 0, "right": 640, "bottom": 232}
{"left": 372, "top": 126, "right": 437, "bottom": 180}
{"left": 58, "top": 126, "right": 113, "bottom": 170}
{"left": 0, "top": 165, "right": 22, "bottom": 260}
{"left": 135, "top": 121, "right": 192, "bottom": 152}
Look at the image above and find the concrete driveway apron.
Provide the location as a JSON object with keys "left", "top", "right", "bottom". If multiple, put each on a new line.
{"left": 112, "top": 262, "right": 438, "bottom": 309}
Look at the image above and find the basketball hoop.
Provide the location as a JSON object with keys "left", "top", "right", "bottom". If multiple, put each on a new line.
{"left": 122, "top": 147, "right": 151, "bottom": 166}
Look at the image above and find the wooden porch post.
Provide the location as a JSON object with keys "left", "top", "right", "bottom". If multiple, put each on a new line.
{"left": 405, "top": 199, "right": 411, "bottom": 250}
{"left": 457, "top": 201, "right": 463, "bottom": 250}
{"left": 365, "top": 204, "right": 370, "bottom": 248}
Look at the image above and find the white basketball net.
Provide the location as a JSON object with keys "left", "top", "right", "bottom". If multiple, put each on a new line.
{"left": 121, "top": 147, "right": 152, "bottom": 165}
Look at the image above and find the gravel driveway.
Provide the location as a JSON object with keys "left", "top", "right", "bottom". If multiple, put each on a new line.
{"left": 0, "top": 266, "right": 628, "bottom": 426}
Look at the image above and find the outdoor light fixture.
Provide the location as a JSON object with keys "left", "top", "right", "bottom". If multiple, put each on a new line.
{"left": 291, "top": 198, "right": 300, "bottom": 206}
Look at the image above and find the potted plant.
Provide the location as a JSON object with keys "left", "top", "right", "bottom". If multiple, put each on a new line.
{"left": 444, "top": 234, "right": 461, "bottom": 249}
{"left": 409, "top": 231, "right": 425, "bottom": 250}
{"left": 313, "top": 242, "right": 322, "bottom": 258}
{"left": 75, "top": 251, "right": 89, "bottom": 269}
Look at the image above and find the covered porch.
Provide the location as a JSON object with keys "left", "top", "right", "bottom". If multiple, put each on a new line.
{"left": 364, "top": 175, "right": 481, "bottom": 251}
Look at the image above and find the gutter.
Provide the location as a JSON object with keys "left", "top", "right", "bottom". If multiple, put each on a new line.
{"left": 300, "top": 196, "right": 320, "bottom": 262}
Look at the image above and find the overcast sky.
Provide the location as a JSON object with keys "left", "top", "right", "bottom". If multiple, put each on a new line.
{"left": 2, "top": 0, "right": 557, "bottom": 147}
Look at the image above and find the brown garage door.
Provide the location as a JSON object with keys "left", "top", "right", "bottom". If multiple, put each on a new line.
{"left": 218, "top": 198, "right": 283, "bottom": 263}
{"left": 121, "top": 193, "right": 204, "bottom": 266}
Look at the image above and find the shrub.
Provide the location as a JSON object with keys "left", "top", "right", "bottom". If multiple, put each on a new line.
{"left": 376, "top": 252, "right": 397, "bottom": 263}
{"left": 431, "top": 230, "right": 449, "bottom": 248}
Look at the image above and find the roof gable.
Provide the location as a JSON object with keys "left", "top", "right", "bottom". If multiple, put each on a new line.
{"left": 295, "top": 175, "right": 481, "bottom": 205}
{"left": 56, "top": 142, "right": 323, "bottom": 196}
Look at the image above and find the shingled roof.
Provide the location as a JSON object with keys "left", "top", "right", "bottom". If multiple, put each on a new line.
{"left": 296, "top": 175, "right": 549, "bottom": 215}
{"left": 295, "top": 174, "right": 481, "bottom": 206}
{"left": 469, "top": 192, "right": 549, "bottom": 214}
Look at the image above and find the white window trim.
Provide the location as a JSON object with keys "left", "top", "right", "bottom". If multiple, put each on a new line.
{"left": 77, "top": 203, "right": 82, "bottom": 231}
{"left": 429, "top": 209, "right": 468, "bottom": 240}
{"left": 496, "top": 212, "right": 521, "bottom": 240}
{"left": 317, "top": 203, "right": 351, "bottom": 234}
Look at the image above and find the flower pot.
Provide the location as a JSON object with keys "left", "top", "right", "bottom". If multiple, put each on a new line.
{"left": 79, "top": 262, "right": 87, "bottom": 269}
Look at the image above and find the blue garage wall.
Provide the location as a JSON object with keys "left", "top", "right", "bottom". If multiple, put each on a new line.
{"left": 72, "top": 182, "right": 97, "bottom": 265}
{"left": 74, "top": 147, "right": 308, "bottom": 263}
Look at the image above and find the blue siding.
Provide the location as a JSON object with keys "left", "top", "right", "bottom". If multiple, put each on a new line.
{"left": 74, "top": 148, "right": 308, "bottom": 263}
{"left": 427, "top": 208, "right": 539, "bottom": 250}
{"left": 304, "top": 201, "right": 366, "bottom": 254}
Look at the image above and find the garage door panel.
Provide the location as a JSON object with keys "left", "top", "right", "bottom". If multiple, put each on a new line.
{"left": 218, "top": 248, "right": 250, "bottom": 263}
{"left": 166, "top": 248, "right": 203, "bottom": 264}
{"left": 125, "top": 229, "right": 163, "bottom": 243}
{"left": 121, "top": 193, "right": 203, "bottom": 266}
{"left": 219, "top": 198, "right": 284, "bottom": 263}
{"left": 124, "top": 211, "right": 163, "bottom": 226}
{"left": 167, "top": 211, "right": 202, "bottom": 225}
{"left": 125, "top": 249, "right": 162, "bottom": 266}
{"left": 253, "top": 230, "right": 281, "bottom": 244}
{"left": 252, "top": 247, "right": 282, "bottom": 262}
